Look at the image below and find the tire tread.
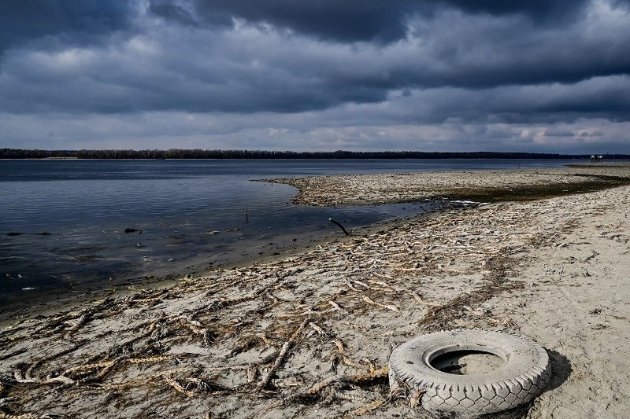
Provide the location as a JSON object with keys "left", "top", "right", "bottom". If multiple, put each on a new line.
{"left": 389, "top": 329, "right": 551, "bottom": 415}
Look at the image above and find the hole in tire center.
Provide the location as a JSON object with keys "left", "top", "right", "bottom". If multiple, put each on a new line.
{"left": 430, "top": 350, "right": 504, "bottom": 375}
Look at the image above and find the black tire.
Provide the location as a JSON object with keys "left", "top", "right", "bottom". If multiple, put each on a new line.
{"left": 389, "top": 329, "right": 551, "bottom": 416}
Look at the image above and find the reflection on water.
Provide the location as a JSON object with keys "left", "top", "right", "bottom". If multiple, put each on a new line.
{"left": 0, "top": 159, "right": 570, "bottom": 302}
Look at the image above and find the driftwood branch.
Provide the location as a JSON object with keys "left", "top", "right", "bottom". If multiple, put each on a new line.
{"left": 329, "top": 218, "right": 351, "bottom": 236}
{"left": 255, "top": 319, "right": 309, "bottom": 392}
{"left": 302, "top": 366, "right": 389, "bottom": 397}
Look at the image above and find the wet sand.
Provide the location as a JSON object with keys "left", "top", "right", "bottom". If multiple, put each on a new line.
{"left": 1, "top": 165, "right": 629, "bottom": 418}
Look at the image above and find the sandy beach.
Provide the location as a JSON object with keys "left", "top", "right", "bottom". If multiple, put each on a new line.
{"left": 1, "top": 165, "right": 629, "bottom": 418}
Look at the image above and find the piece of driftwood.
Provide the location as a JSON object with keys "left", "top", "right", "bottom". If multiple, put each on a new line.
{"left": 329, "top": 218, "right": 351, "bottom": 236}
{"left": 305, "top": 366, "right": 389, "bottom": 396}
{"left": 255, "top": 319, "right": 309, "bottom": 392}
{"left": 361, "top": 296, "right": 399, "bottom": 312}
{"left": 345, "top": 399, "right": 385, "bottom": 417}
{"left": 163, "top": 376, "right": 194, "bottom": 397}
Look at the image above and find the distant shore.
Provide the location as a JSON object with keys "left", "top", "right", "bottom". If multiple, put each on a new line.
{"left": 3, "top": 147, "right": 630, "bottom": 160}
{"left": 1, "top": 165, "right": 629, "bottom": 418}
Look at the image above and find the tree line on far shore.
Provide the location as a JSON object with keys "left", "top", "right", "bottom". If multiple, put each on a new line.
{"left": 1, "top": 148, "right": 627, "bottom": 160}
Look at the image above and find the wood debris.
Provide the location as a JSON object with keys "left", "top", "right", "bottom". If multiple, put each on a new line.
{"left": 255, "top": 319, "right": 309, "bottom": 392}
{"left": 345, "top": 399, "right": 385, "bottom": 417}
{"left": 361, "top": 296, "right": 399, "bottom": 312}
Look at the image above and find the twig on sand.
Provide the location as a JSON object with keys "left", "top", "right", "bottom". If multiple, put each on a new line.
{"left": 255, "top": 319, "right": 309, "bottom": 392}
{"left": 410, "top": 292, "right": 442, "bottom": 307}
{"left": 13, "top": 368, "right": 75, "bottom": 386}
{"left": 163, "top": 375, "right": 195, "bottom": 397}
{"left": 308, "top": 322, "right": 326, "bottom": 336}
{"left": 362, "top": 296, "right": 399, "bottom": 312}
{"left": 304, "top": 366, "right": 389, "bottom": 396}
{"left": 328, "top": 301, "right": 344, "bottom": 312}
{"left": 345, "top": 399, "right": 386, "bottom": 417}
{"left": 0, "top": 412, "right": 40, "bottom": 419}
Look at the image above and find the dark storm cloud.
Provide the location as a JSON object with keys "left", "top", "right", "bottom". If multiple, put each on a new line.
{"left": 185, "top": 0, "right": 605, "bottom": 43}
{"left": 188, "top": 0, "right": 413, "bottom": 42}
{"left": 4, "top": 1, "right": 630, "bottom": 118}
{"left": 0, "top": 1, "right": 134, "bottom": 53}
{"left": 443, "top": 0, "right": 590, "bottom": 20}
{"left": 0, "top": 0, "right": 630, "bottom": 152}
{"left": 146, "top": 0, "right": 630, "bottom": 92}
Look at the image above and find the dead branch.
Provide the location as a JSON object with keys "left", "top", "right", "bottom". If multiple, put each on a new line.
{"left": 305, "top": 366, "right": 389, "bottom": 396}
{"left": 362, "top": 296, "right": 399, "bottom": 312}
{"left": 344, "top": 399, "right": 385, "bottom": 417}
{"left": 329, "top": 218, "right": 351, "bottom": 236}
{"left": 163, "top": 376, "right": 194, "bottom": 397}
{"left": 255, "top": 319, "right": 309, "bottom": 392}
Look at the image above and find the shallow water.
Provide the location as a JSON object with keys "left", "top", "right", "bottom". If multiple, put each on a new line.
{"left": 0, "top": 159, "right": 571, "bottom": 302}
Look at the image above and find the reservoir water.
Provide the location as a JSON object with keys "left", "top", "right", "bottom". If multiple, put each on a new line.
{"left": 0, "top": 159, "right": 572, "bottom": 304}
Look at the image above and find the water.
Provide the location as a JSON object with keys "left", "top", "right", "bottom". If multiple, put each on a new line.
{"left": 0, "top": 159, "right": 571, "bottom": 303}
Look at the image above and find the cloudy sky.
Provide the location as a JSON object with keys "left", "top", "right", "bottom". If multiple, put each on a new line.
{"left": 1, "top": 0, "right": 630, "bottom": 153}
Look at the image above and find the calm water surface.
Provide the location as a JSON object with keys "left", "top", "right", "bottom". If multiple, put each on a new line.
{"left": 0, "top": 159, "right": 572, "bottom": 303}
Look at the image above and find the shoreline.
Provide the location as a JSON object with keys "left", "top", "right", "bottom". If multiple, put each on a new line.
{"left": 0, "top": 223, "right": 358, "bottom": 324}
{"left": 6, "top": 164, "right": 614, "bottom": 324}
{"left": 0, "top": 205, "right": 441, "bottom": 325}
{"left": 1, "top": 166, "right": 629, "bottom": 418}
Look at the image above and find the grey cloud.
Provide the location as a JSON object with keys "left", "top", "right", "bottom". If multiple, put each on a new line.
{"left": 442, "top": 0, "right": 591, "bottom": 21}
{"left": 544, "top": 128, "right": 576, "bottom": 137}
{"left": 174, "top": 0, "right": 415, "bottom": 42}
{"left": 176, "top": 0, "right": 605, "bottom": 43}
{"left": 578, "top": 130, "right": 604, "bottom": 137}
{"left": 0, "top": 0, "right": 629, "bottom": 153}
{"left": 2, "top": 110, "right": 628, "bottom": 154}
{"left": 0, "top": 0, "right": 134, "bottom": 54}
{"left": 3, "top": 4, "right": 630, "bottom": 119}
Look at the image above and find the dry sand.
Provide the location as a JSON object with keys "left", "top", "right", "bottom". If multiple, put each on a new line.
{"left": 0, "top": 166, "right": 629, "bottom": 418}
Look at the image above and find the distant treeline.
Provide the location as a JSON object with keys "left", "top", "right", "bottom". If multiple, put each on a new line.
{"left": 2, "top": 148, "right": 628, "bottom": 160}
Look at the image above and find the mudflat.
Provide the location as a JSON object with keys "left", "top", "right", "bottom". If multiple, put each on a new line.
{"left": 1, "top": 165, "right": 629, "bottom": 418}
